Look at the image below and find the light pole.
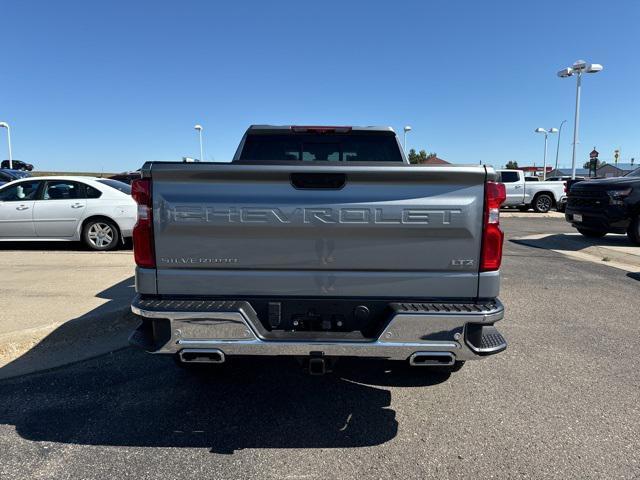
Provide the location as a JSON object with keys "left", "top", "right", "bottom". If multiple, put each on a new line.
{"left": 0, "top": 122, "right": 12, "bottom": 169}
{"left": 535, "top": 128, "right": 558, "bottom": 181}
{"left": 554, "top": 120, "right": 567, "bottom": 173}
{"left": 557, "top": 60, "right": 603, "bottom": 179}
{"left": 403, "top": 125, "right": 412, "bottom": 154}
{"left": 194, "top": 124, "right": 204, "bottom": 162}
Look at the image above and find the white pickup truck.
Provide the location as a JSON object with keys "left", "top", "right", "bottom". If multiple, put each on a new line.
{"left": 497, "top": 169, "right": 567, "bottom": 213}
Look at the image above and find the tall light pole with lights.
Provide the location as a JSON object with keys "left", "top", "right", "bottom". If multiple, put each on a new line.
{"left": 535, "top": 128, "right": 558, "bottom": 181}
{"left": 403, "top": 125, "right": 412, "bottom": 154}
{"left": 554, "top": 120, "right": 567, "bottom": 173}
{"left": 0, "top": 122, "right": 12, "bottom": 169}
{"left": 194, "top": 124, "right": 204, "bottom": 162}
{"left": 557, "top": 60, "right": 603, "bottom": 179}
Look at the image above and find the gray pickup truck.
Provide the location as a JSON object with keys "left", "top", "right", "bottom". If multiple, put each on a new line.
{"left": 129, "top": 125, "right": 507, "bottom": 374}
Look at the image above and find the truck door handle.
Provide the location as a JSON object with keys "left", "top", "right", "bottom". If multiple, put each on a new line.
{"left": 515, "top": 185, "right": 522, "bottom": 189}
{"left": 16, "top": 205, "right": 29, "bottom": 211}
{"left": 290, "top": 173, "right": 346, "bottom": 189}
{"left": 71, "top": 203, "right": 84, "bottom": 208}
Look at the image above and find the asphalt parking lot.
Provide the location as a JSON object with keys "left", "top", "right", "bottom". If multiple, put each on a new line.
{"left": 0, "top": 216, "right": 639, "bottom": 479}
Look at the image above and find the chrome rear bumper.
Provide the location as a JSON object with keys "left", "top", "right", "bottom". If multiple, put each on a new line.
{"left": 129, "top": 297, "right": 506, "bottom": 362}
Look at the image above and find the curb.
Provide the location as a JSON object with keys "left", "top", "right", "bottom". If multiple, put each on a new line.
{"left": 0, "top": 305, "right": 137, "bottom": 380}
{"left": 513, "top": 233, "right": 640, "bottom": 271}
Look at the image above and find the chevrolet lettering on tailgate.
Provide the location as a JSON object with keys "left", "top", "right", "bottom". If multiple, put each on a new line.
{"left": 167, "top": 205, "right": 464, "bottom": 226}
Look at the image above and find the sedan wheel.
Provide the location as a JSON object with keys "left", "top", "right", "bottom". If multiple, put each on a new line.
{"left": 83, "top": 220, "right": 119, "bottom": 251}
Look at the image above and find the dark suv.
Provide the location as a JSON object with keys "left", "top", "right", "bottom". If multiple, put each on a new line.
{"left": 1, "top": 160, "right": 33, "bottom": 171}
{"left": 565, "top": 167, "right": 640, "bottom": 245}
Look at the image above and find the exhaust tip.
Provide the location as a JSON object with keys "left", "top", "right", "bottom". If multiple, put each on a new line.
{"left": 178, "top": 348, "right": 225, "bottom": 364}
{"left": 409, "top": 352, "right": 455, "bottom": 367}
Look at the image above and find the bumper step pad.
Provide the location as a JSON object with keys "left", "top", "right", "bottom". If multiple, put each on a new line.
{"left": 465, "top": 324, "right": 507, "bottom": 355}
{"left": 133, "top": 298, "right": 255, "bottom": 316}
{"left": 392, "top": 301, "right": 500, "bottom": 314}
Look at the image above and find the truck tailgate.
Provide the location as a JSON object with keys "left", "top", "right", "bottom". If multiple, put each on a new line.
{"left": 149, "top": 163, "right": 488, "bottom": 298}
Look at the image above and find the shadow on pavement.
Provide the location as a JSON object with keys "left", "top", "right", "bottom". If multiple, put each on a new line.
{"left": 0, "top": 349, "right": 450, "bottom": 452}
{"left": 510, "top": 233, "right": 634, "bottom": 252}
{"left": 0, "top": 276, "right": 137, "bottom": 379}
{"left": 627, "top": 272, "right": 640, "bottom": 281}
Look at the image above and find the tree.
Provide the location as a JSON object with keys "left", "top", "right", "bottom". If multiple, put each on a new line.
{"left": 408, "top": 149, "right": 437, "bottom": 164}
{"left": 505, "top": 161, "right": 519, "bottom": 169}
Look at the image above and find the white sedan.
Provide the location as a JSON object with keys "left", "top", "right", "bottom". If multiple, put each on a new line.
{"left": 0, "top": 176, "right": 137, "bottom": 251}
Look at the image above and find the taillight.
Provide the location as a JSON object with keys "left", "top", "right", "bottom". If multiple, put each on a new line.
{"left": 131, "top": 178, "right": 155, "bottom": 268}
{"left": 480, "top": 181, "right": 506, "bottom": 272}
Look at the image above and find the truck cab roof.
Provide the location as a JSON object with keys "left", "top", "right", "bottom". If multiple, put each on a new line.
{"left": 245, "top": 125, "right": 396, "bottom": 133}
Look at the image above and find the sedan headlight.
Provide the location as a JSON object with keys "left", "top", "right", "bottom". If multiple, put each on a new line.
{"left": 607, "top": 188, "right": 632, "bottom": 205}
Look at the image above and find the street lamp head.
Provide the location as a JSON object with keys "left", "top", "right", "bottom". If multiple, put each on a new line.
{"left": 0, "top": 122, "right": 8, "bottom": 129}
{"left": 559, "top": 61, "right": 603, "bottom": 77}
{"left": 403, "top": 125, "right": 412, "bottom": 133}
{"left": 535, "top": 128, "right": 546, "bottom": 134}
{"left": 557, "top": 67, "right": 573, "bottom": 78}
{"left": 194, "top": 124, "right": 203, "bottom": 131}
{"left": 548, "top": 128, "right": 559, "bottom": 133}
{"left": 586, "top": 63, "right": 603, "bottom": 73}
{"left": 572, "top": 60, "right": 588, "bottom": 71}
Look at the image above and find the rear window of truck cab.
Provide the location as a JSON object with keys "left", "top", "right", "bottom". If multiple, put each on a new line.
{"left": 498, "top": 171, "right": 520, "bottom": 183}
{"left": 239, "top": 133, "right": 403, "bottom": 162}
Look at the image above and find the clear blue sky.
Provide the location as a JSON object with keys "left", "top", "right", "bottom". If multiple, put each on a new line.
{"left": 2, "top": 0, "right": 639, "bottom": 172}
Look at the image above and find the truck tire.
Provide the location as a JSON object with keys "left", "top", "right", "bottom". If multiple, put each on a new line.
{"left": 577, "top": 228, "right": 607, "bottom": 238}
{"left": 82, "top": 218, "right": 120, "bottom": 251}
{"left": 627, "top": 215, "right": 640, "bottom": 245}
{"left": 532, "top": 193, "right": 553, "bottom": 213}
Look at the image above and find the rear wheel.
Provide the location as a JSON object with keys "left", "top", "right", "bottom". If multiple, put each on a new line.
{"left": 577, "top": 228, "right": 607, "bottom": 238}
{"left": 82, "top": 218, "right": 120, "bottom": 251}
{"left": 627, "top": 215, "right": 640, "bottom": 245}
{"left": 532, "top": 193, "right": 553, "bottom": 213}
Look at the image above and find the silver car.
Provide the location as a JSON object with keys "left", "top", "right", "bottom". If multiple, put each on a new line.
{"left": 0, "top": 176, "right": 137, "bottom": 250}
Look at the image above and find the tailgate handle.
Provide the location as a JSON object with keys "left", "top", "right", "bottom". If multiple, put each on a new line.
{"left": 290, "top": 173, "right": 346, "bottom": 190}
